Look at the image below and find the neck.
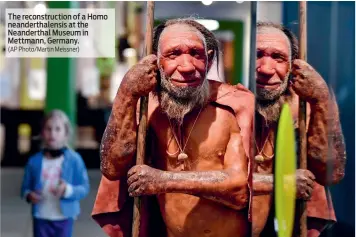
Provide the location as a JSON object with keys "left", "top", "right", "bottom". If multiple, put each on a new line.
{"left": 43, "top": 147, "right": 66, "bottom": 158}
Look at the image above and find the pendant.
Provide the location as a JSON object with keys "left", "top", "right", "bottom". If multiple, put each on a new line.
{"left": 255, "top": 154, "right": 265, "bottom": 163}
{"left": 178, "top": 152, "right": 188, "bottom": 161}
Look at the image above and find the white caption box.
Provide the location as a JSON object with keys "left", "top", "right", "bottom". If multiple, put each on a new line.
{"left": 6, "top": 8, "right": 115, "bottom": 58}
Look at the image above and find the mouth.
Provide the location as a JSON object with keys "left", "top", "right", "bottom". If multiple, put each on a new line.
{"left": 48, "top": 138, "right": 56, "bottom": 143}
{"left": 170, "top": 78, "right": 201, "bottom": 87}
{"left": 256, "top": 80, "right": 281, "bottom": 89}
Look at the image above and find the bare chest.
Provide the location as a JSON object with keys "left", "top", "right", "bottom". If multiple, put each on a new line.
{"left": 151, "top": 117, "right": 230, "bottom": 171}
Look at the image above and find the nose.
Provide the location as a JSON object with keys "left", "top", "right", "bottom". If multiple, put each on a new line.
{"left": 176, "top": 55, "right": 195, "bottom": 74}
{"left": 50, "top": 129, "right": 57, "bottom": 138}
{"left": 256, "top": 57, "right": 276, "bottom": 76}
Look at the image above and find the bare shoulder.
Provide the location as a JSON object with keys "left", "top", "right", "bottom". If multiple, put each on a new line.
{"left": 208, "top": 102, "right": 241, "bottom": 134}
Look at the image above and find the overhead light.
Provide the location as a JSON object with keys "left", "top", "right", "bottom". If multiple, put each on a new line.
{"left": 201, "top": 0, "right": 213, "bottom": 6}
{"left": 34, "top": 3, "right": 47, "bottom": 14}
{"left": 123, "top": 48, "right": 137, "bottom": 58}
{"left": 195, "top": 19, "right": 219, "bottom": 31}
{"left": 236, "top": 1, "right": 244, "bottom": 3}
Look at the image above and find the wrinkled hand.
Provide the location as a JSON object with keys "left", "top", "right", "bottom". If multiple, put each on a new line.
{"left": 27, "top": 191, "right": 42, "bottom": 204}
{"left": 127, "top": 165, "right": 164, "bottom": 197}
{"left": 296, "top": 169, "right": 315, "bottom": 200}
{"left": 290, "top": 59, "right": 329, "bottom": 103}
{"left": 121, "top": 54, "right": 158, "bottom": 98}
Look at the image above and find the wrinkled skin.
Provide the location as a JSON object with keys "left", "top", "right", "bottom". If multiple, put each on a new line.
{"left": 253, "top": 169, "right": 315, "bottom": 200}
{"left": 100, "top": 23, "right": 249, "bottom": 237}
{"left": 252, "top": 26, "right": 346, "bottom": 237}
{"left": 290, "top": 59, "right": 329, "bottom": 103}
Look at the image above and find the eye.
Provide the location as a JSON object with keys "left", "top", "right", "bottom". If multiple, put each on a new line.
{"left": 271, "top": 53, "right": 286, "bottom": 62}
{"left": 256, "top": 50, "right": 263, "bottom": 59}
{"left": 168, "top": 49, "right": 180, "bottom": 59}
{"left": 190, "top": 49, "right": 201, "bottom": 58}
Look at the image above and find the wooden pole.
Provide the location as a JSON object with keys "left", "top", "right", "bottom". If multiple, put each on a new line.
{"left": 298, "top": 1, "right": 308, "bottom": 237}
{"left": 132, "top": 2, "right": 155, "bottom": 237}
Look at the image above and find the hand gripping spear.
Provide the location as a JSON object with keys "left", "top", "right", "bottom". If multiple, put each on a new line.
{"left": 132, "top": 2, "right": 155, "bottom": 237}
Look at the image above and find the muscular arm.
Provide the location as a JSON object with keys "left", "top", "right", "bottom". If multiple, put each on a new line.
{"left": 159, "top": 124, "right": 249, "bottom": 210}
{"left": 100, "top": 86, "right": 139, "bottom": 181}
{"left": 307, "top": 92, "right": 346, "bottom": 185}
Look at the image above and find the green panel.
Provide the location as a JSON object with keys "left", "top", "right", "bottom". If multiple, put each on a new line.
{"left": 154, "top": 19, "right": 244, "bottom": 85}
{"left": 218, "top": 21, "right": 243, "bottom": 85}
{"left": 46, "top": 1, "right": 79, "bottom": 144}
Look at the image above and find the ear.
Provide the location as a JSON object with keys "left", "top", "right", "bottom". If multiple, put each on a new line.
{"left": 207, "top": 50, "right": 214, "bottom": 69}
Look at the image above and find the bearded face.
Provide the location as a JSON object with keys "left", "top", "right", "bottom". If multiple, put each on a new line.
{"left": 255, "top": 26, "right": 292, "bottom": 124}
{"left": 156, "top": 24, "right": 213, "bottom": 124}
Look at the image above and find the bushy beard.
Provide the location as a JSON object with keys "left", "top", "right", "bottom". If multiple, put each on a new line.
{"left": 157, "top": 67, "right": 210, "bottom": 125}
{"left": 256, "top": 72, "right": 291, "bottom": 126}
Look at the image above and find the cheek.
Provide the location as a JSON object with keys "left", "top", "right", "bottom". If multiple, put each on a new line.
{"left": 193, "top": 59, "right": 208, "bottom": 75}
{"left": 160, "top": 59, "right": 177, "bottom": 77}
{"left": 42, "top": 131, "right": 50, "bottom": 140}
{"left": 276, "top": 63, "right": 290, "bottom": 80}
{"left": 59, "top": 130, "right": 67, "bottom": 141}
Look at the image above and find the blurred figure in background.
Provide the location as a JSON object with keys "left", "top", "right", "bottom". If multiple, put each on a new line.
{"left": 21, "top": 110, "right": 90, "bottom": 237}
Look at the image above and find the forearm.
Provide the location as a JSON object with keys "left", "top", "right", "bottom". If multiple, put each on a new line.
{"left": 100, "top": 86, "right": 139, "bottom": 180}
{"left": 161, "top": 170, "right": 249, "bottom": 210}
{"left": 307, "top": 101, "right": 328, "bottom": 183}
{"left": 308, "top": 97, "right": 346, "bottom": 184}
{"left": 325, "top": 96, "right": 346, "bottom": 184}
{"left": 253, "top": 173, "right": 273, "bottom": 195}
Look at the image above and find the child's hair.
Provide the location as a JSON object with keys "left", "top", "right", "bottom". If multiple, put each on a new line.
{"left": 42, "top": 109, "right": 73, "bottom": 139}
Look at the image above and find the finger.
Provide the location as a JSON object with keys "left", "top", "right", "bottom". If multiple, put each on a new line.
{"left": 290, "top": 75, "right": 299, "bottom": 83}
{"left": 149, "top": 63, "right": 158, "bottom": 72}
{"left": 291, "top": 81, "right": 302, "bottom": 91}
{"left": 139, "top": 54, "right": 157, "bottom": 65}
{"left": 127, "top": 166, "right": 139, "bottom": 177}
{"left": 34, "top": 196, "right": 42, "bottom": 202}
{"left": 307, "top": 171, "right": 316, "bottom": 180}
{"left": 291, "top": 69, "right": 306, "bottom": 79}
{"left": 129, "top": 187, "right": 143, "bottom": 197}
{"left": 128, "top": 181, "right": 140, "bottom": 193}
{"left": 306, "top": 178, "right": 314, "bottom": 188}
{"left": 150, "top": 71, "right": 157, "bottom": 79}
{"left": 127, "top": 174, "right": 139, "bottom": 186}
{"left": 305, "top": 187, "right": 313, "bottom": 200}
{"left": 292, "top": 59, "right": 307, "bottom": 69}
{"left": 34, "top": 193, "right": 42, "bottom": 199}
{"left": 306, "top": 186, "right": 313, "bottom": 196}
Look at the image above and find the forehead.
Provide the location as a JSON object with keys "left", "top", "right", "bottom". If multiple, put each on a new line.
{"left": 257, "top": 27, "right": 291, "bottom": 56}
{"left": 45, "top": 117, "right": 64, "bottom": 127}
{"left": 159, "top": 24, "right": 205, "bottom": 52}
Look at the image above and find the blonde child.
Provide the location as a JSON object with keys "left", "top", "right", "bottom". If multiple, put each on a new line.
{"left": 21, "top": 110, "right": 90, "bottom": 237}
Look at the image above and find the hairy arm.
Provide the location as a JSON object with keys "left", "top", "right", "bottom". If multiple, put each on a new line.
{"left": 100, "top": 86, "right": 139, "bottom": 181}
{"left": 307, "top": 92, "right": 346, "bottom": 185}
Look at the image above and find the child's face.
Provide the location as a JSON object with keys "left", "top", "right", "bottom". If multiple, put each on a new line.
{"left": 42, "top": 117, "right": 68, "bottom": 149}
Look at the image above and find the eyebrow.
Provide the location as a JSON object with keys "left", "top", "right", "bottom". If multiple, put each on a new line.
{"left": 162, "top": 44, "right": 205, "bottom": 54}
{"left": 257, "top": 47, "right": 289, "bottom": 57}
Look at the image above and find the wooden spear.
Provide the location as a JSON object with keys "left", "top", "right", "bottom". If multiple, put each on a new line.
{"left": 132, "top": 2, "right": 155, "bottom": 237}
{"left": 297, "top": 1, "right": 308, "bottom": 237}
